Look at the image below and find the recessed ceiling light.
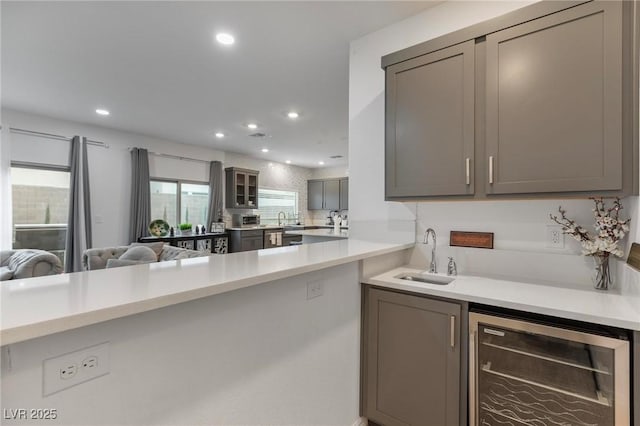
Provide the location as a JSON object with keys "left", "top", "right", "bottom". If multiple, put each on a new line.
{"left": 216, "top": 33, "right": 235, "bottom": 45}
{"left": 318, "top": 161, "right": 325, "bottom": 165}
{"left": 215, "top": 132, "right": 225, "bottom": 138}
{"left": 261, "top": 148, "right": 269, "bottom": 153}
{"left": 95, "top": 109, "right": 110, "bottom": 116}
{"left": 287, "top": 111, "right": 299, "bottom": 119}
{"left": 247, "top": 123, "right": 258, "bottom": 129}
{"left": 285, "top": 160, "right": 292, "bottom": 164}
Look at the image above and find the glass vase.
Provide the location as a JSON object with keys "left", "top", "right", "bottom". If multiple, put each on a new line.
{"left": 592, "top": 253, "right": 614, "bottom": 290}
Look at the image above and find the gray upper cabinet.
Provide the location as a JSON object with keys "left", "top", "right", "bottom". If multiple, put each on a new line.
{"left": 307, "top": 178, "right": 347, "bottom": 210}
{"left": 363, "top": 287, "right": 462, "bottom": 426}
{"left": 308, "top": 180, "right": 324, "bottom": 210}
{"left": 225, "top": 167, "right": 259, "bottom": 209}
{"left": 386, "top": 40, "right": 475, "bottom": 198}
{"left": 485, "top": 1, "right": 623, "bottom": 194}
{"left": 339, "top": 178, "right": 348, "bottom": 210}
{"left": 382, "top": 0, "right": 636, "bottom": 200}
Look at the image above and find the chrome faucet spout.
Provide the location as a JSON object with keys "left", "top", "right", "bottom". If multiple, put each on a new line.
{"left": 277, "top": 211, "right": 286, "bottom": 226}
{"left": 423, "top": 228, "right": 437, "bottom": 273}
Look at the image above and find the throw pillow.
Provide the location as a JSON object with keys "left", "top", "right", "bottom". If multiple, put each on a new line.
{"left": 130, "top": 242, "right": 165, "bottom": 258}
{"left": 106, "top": 259, "right": 153, "bottom": 269}
{"left": 0, "top": 266, "right": 13, "bottom": 281}
{"left": 120, "top": 246, "right": 158, "bottom": 262}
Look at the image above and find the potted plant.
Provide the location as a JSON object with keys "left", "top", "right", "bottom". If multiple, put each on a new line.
{"left": 179, "top": 223, "right": 193, "bottom": 235}
{"left": 550, "top": 197, "right": 630, "bottom": 290}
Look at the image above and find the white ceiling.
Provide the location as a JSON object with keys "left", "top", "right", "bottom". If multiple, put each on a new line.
{"left": 1, "top": 1, "right": 437, "bottom": 168}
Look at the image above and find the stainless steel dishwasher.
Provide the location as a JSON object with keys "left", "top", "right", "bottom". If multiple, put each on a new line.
{"left": 469, "top": 311, "right": 630, "bottom": 426}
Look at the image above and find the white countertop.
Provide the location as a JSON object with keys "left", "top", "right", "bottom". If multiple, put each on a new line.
{"left": 285, "top": 229, "right": 349, "bottom": 238}
{"left": 365, "top": 266, "right": 640, "bottom": 331}
{"left": 227, "top": 226, "right": 284, "bottom": 231}
{"left": 0, "top": 239, "right": 411, "bottom": 345}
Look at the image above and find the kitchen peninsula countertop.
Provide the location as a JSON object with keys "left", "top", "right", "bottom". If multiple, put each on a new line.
{"left": 366, "top": 266, "right": 640, "bottom": 331}
{"left": 1, "top": 239, "right": 411, "bottom": 345}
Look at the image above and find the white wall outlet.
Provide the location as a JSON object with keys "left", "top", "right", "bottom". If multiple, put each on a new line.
{"left": 546, "top": 225, "right": 565, "bottom": 249}
{"left": 43, "top": 342, "right": 110, "bottom": 396}
{"left": 307, "top": 280, "right": 324, "bottom": 300}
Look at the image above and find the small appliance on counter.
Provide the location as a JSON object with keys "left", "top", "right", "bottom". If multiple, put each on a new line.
{"left": 232, "top": 214, "right": 260, "bottom": 228}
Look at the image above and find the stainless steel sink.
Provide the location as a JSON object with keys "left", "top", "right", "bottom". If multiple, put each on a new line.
{"left": 394, "top": 273, "right": 454, "bottom": 285}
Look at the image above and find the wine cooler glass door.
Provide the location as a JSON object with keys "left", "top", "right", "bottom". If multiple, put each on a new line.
{"left": 469, "top": 312, "right": 630, "bottom": 426}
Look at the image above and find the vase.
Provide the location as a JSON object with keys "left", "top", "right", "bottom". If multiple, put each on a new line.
{"left": 592, "top": 253, "right": 614, "bottom": 290}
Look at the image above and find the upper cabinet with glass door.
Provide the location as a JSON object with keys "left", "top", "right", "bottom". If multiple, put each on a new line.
{"left": 225, "top": 167, "right": 260, "bottom": 209}
{"left": 382, "top": 1, "right": 637, "bottom": 200}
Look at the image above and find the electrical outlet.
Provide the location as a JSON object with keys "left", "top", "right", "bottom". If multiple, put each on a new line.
{"left": 43, "top": 342, "right": 109, "bottom": 396}
{"left": 546, "top": 225, "right": 564, "bottom": 249}
{"left": 307, "top": 280, "right": 324, "bottom": 300}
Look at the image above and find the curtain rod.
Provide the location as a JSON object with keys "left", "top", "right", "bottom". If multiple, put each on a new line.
{"left": 129, "top": 148, "right": 211, "bottom": 165}
{"left": 9, "top": 127, "right": 109, "bottom": 148}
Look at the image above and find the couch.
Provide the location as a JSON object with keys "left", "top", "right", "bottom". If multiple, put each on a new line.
{"left": 83, "top": 242, "right": 206, "bottom": 270}
{"left": 0, "top": 249, "right": 64, "bottom": 280}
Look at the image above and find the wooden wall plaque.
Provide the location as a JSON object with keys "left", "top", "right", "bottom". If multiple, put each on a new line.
{"left": 627, "top": 242, "right": 640, "bottom": 270}
{"left": 449, "top": 231, "right": 494, "bottom": 249}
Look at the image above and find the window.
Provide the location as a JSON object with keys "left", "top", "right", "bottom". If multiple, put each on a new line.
{"left": 150, "top": 179, "right": 209, "bottom": 227}
{"left": 11, "top": 165, "right": 70, "bottom": 262}
{"left": 257, "top": 188, "right": 298, "bottom": 224}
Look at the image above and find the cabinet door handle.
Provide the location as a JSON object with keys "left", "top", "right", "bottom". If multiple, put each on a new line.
{"left": 488, "top": 156, "right": 494, "bottom": 184}
{"left": 450, "top": 315, "right": 456, "bottom": 348}
{"left": 465, "top": 158, "right": 470, "bottom": 185}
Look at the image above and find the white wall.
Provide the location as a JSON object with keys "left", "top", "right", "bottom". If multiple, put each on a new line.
{"left": 1, "top": 263, "right": 362, "bottom": 426}
{"left": 347, "top": 1, "right": 638, "bottom": 284}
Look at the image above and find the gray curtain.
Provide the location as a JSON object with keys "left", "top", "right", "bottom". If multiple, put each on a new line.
{"left": 206, "top": 161, "right": 223, "bottom": 228}
{"left": 65, "top": 136, "right": 92, "bottom": 273}
{"left": 129, "top": 148, "right": 151, "bottom": 243}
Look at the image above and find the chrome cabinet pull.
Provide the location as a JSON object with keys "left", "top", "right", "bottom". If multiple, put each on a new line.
{"left": 465, "top": 158, "right": 470, "bottom": 185}
{"left": 450, "top": 315, "right": 456, "bottom": 348}
{"left": 488, "top": 156, "right": 494, "bottom": 184}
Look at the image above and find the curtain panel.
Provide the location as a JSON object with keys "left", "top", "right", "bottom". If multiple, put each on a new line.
{"left": 64, "top": 136, "right": 92, "bottom": 273}
{"left": 206, "top": 161, "right": 223, "bottom": 228}
{"left": 129, "top": 148, "right": 151, "bottom": 243}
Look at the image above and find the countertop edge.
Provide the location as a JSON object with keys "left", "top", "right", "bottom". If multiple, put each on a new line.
{"left": 364, "top": 267, "right": 640, "bottom": 331}
{"left": 1, "top": 241, "right": 413, "bottom": 346}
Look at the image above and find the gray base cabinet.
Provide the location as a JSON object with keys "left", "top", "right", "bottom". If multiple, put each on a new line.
{"left": 229, "top": 229, "right": 263, "bottom": 253}
{"left": 362, "top": 287, "right": 464, "bottom": 426}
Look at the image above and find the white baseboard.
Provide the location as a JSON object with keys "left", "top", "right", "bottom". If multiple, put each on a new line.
{"left": 351, "top": 417, "right": 368, "bottom": 426}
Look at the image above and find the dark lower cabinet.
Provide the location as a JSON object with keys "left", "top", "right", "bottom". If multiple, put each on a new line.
{"left": 362, "top": 286, "right": 466, "bottom": 426}
{"left": 229, "top": 230, "right": 264, "bottom": 253}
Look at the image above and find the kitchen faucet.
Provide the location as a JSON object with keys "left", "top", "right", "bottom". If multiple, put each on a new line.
{"left": 423, "top": 228, "right": 437, "bottom": 274}
{"left": 277, "top": 211, "right": 287, "bottom": 226}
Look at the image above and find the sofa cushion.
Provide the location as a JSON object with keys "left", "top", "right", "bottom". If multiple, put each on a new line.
{"left": 120, "top": 246, "right": 158, "bottom": 262}
{"left": 0, "top": 266, "right": 13, "bottom": 281}
{"left": 130, "top": 242, "right": 165, "bottom": 258}
{"left": 105, "top": 258, "right": 153, "bottom": 269}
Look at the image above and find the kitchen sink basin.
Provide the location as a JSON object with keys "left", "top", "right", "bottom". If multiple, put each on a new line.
{"left": 394, "top": 273, "right": 454, "bottom": 285}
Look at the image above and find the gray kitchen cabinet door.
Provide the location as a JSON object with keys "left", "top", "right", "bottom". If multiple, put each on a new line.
{"left": 364, "top": 288, "right": 461, "bottom": 426}
{"left": 485, "top": 1, "right": 623, "bottom": 194}
{"left": 308, "top": 180, "right": 324, "bottom": 210}
{"left": 339, "top": 178, "right": 348, "bottom": 210}
{"left": 386, "top": 40, "right": 475, "bottom": 198}
{"left": 323, "top": 179, "right": 340, "bottom": 210}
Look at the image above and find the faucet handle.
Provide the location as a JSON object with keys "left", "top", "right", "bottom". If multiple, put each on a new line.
{"left": 447, "top": 257, "right": 457, "bottom": 276}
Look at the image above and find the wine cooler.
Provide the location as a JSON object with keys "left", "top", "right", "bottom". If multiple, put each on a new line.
{"left": 469, "top": 312, "right": 630, "bottom": 426}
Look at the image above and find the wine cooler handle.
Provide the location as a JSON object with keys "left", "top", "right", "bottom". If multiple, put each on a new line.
{"left": 469, "top": 330, "right": 477, "bottom": 426}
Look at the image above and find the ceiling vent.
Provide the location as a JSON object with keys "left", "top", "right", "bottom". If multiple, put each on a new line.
{"left": 249, "top": 132, "right": 267, "bottom": 138}
{"left": 329, "top": 155, "right": 343, "bottom": 159}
